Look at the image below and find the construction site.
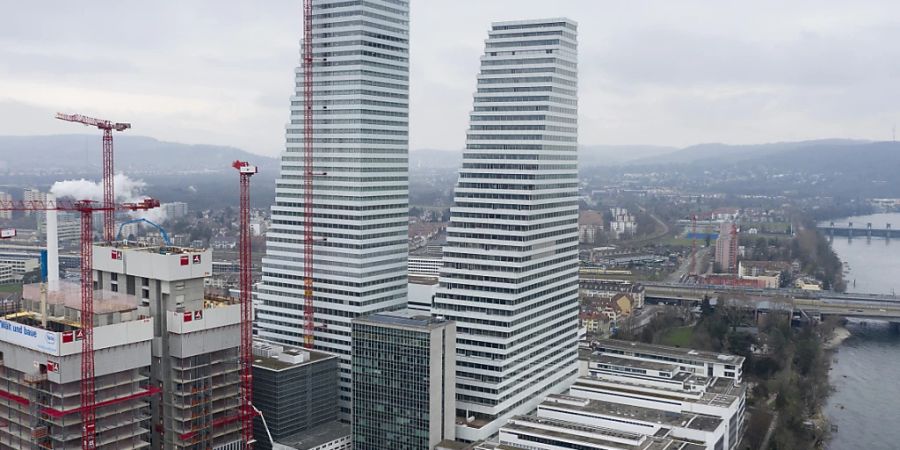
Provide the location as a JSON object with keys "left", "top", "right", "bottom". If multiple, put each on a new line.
{"left": 0, "top": 241, "right": 248, "bottom": 449}
{"left": 0, "top": 0, "right": 317, "bottom": 445}
{"left": 0, "top": 109, "right": 261, "bottom": 449}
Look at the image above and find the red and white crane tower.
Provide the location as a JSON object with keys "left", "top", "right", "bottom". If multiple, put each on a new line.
{"left": 0, "top": 197, "right": 160, "bottom": 450}
{"left": 232, "top": 161, "right": 257, "bottom": 448}
{"left": 302, "top": 0, "right": 316, "bottom": 349}
{"left": 55, "top": 113, "right": 131, "bottom": 242}
{"left": 689, "top": 215, "right": 698, "bottom": 277}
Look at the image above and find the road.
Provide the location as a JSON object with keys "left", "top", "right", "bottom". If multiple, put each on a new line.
{"left": 667, "top": 246, "right": 710, "bottom": 282}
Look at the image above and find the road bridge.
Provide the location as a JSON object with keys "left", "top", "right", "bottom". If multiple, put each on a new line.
{"left": 640, "top": 282, "right": 900, "bottom": 321}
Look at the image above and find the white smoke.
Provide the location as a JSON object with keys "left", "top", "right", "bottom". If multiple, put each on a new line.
{"left": 50, "top": 174, "right": 148, "bottom": 203}
{"left": 51, "top": 174, "right": 167, "bottom": 224}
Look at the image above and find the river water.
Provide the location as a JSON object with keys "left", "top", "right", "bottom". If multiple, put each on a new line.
{"left": 822, "top": 212, "right": 900, "bottom": 450}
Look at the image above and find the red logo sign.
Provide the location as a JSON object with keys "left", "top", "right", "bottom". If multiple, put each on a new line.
{"left": 193, "top": 310, "right": 203, "bottom": 321}
{"left": 111, "top": 250, "right": 122, "bottom": 260}
{"left": 47, "top": 361, "right": 58, "bottom": 373}
{"left": 74, "top": 329, "right": 84, "bottom": 341}
{"left": 193, "top": 254, "right": 202, "bottom": 264}
{"left": 183, "top": 312, "right": 193, "bottom": 322}
{"left": 62, "top": 331, "right": 74, "bottom": 343}
{"left": 180, "top": 256, "right": 189, "bottom": 266}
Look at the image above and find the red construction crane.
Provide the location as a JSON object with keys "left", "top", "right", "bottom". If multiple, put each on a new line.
{"left": 55, "top": 113, "right": 131, "bottom": 242}
{"left": 689, "top": 215, "right": 698, "bottom": 276}
{"left": 232, "top": 161, "right": 257, "bottom": 448}
{"left": 302, "top": 0, "right": 315, "bottom": 349}
{"left": 0, "top": 197, "right": 159, "bottom": 450}
{"left": 728, "top": 223, "right": 739, "bottom": 273}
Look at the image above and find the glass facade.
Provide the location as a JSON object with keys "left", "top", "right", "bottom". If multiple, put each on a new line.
{"left": 352, "top": 323, "right": 431, "bottom": 449}
{"left": 352, "top": 312, "right": 455, "bottom": 450}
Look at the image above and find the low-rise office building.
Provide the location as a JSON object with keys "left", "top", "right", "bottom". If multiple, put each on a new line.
{"left": 589, "top": 339, "right": 744, "bottom": 382}
{"left": 352, "top": 309, "right": 456, "bottom": 450}
{"left": 251, "top": 340, "right": 344, "bottom": 450}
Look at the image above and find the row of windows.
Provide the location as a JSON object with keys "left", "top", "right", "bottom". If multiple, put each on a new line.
{"left": 481, "top": 67, "right": 577, "bottom": 81}
{"left": 301, "top": 78, "right": 406, "bottom": 90}
{"left": 471, "top": 113, "right": 577, "bottom": 124}
{"left": 281, "top": 156, "right": 407, "bottom": 164}
{"left": 312, "top": 27, "right": 407, "bottom": 44}
{"left": 313, "top": 38, "right": 406, "bottom": 55}
{"left": 274, "top": 201, "right": 407, "bottom": 212}
{"left": 461, "top": 163, "right": 577, "bottom": 170}
{"left": 313, "top": 19, "right": 407, "bottom": 38}
{"left": 462, "top": 153, "right": 577, "bottom": 161}
{"left": 469, "top": 124, "right": 577, "bottom": 133}
{"left": 314, "top": 49, "right": 408, "bottom": 63}
{"left": 314, "top": 0, "right": 408, "bottom": 17}
{"left": 309, "top": 88, "right": 408, "bottom": 99}
{"left": 281, "top": 164, "right": 407, "bottom": 173}
{"left": 313, "top": 9, "right": 407, "bottom": 26}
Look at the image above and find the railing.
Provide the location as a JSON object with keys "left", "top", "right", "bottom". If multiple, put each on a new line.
{"left": 23, "top": 373, "right": 47, "bottom": 384}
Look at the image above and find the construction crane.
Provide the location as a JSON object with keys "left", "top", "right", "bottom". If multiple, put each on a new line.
{"left": 728, "top": 223, "right": 739, "bottom": 274}
{"left": 233, "top": 161, "right": 257, "bottom": 448}
{"left": 689, "top": 215, "right": 698, "bottom": 277}
{"left": 55, "top": 113, "right": 132, "bottom": 242}
{"left": 0, "top": 197, "right": 160, "bottom": 450}
{"left": 301, "top": 0, "right": 317, "bottom": 350}
{"left": 116, "top": 217, "right": 171, "bottom": 245}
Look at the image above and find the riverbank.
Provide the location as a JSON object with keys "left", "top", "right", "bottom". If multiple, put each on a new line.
{"left": 824, "top": 326, "right": 851, "bottom": 350}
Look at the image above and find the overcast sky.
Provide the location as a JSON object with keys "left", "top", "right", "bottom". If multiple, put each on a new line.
{"left": 1, "top": 1, "right": 898, "bottom": 157}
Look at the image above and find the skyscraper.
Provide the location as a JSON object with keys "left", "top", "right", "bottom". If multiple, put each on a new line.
{"left": 431, "top": 18, "right": 580, "bottom": 441}
{"left": 256, "top": 0, "right": 410, "bottom": 417}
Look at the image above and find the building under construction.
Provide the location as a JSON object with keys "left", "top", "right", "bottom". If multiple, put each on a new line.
{"left": 0, "top": 242, "right": 244, "bottom": 449}
{"left": 0, "top": 281, "right": 154, "bottom": 449}
{"left": 91, "top": 243, "right": 243, "bottom": 450}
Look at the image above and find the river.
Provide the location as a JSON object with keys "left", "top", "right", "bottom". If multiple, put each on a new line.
{"left": 822, "top": 212, "right": 900, "bottom": 450}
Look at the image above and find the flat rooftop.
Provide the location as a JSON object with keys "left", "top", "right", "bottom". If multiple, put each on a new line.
{"left": 594, "top": 338, "right": 745, "bottom": 366}
{"left": 355, "top": 308, "right": 451, "bottom": 330}
{"left": 542, "top": 395, "right": 722, "bottom": 433}
{"left": 594, "top": 354, "right": 676, "bottom": 372}
{"left": 275, "top": 421, "right": 349, "bottom": 450}
{"left": 252, "top": 340, "right": 336, "bottom": 371}
{"left": 504, "top": 416, "right": 663, "bottom": 450}
{"left": 95, "top": 242, "right": 206, "bottom": 254}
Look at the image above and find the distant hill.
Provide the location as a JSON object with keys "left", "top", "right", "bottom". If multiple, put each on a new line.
{"left": 631, "top": 139, "right": 870, "bottom": 166}
{"left": 0, "top": 134, "right": 279, "bottom": 174}
{"left": 410, "top": 144, "right": 678, "bottom": 170}
{"left": 579, "top": 145, "right": 678, "bottom": 165}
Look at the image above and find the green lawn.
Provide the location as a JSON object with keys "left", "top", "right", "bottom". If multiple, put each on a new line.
{"left": 659, "top": 326, "right": 694, "bottom": 347}
{"left": 0, "top": 284, "right": 22, "bottom": 294}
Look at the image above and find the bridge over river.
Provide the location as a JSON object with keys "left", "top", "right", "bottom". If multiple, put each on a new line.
{"left": 818, "top": 221, "right": 895, "bottom": 238}
{"left": 641, "top": 282, "right": 900, "bottom": 321}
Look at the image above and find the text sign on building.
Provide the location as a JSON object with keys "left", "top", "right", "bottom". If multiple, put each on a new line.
{"left": 0, "top": 319, "right": 59, "bottom": 355}
{"left": 111, "top": 250, "right": 123, "bottom": 260}
{"left": 0, "top": 229, "right": 15, "bottom": 239}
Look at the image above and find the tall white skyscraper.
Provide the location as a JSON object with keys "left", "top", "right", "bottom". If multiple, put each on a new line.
{"left": 432, "top": 18, "right": 580, "bottom": 441}
{"left": 257, "top": 0, "right": 409, "bottom": 417}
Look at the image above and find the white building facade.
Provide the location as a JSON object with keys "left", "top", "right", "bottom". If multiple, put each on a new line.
{"left": 431, "top": 18, "right": 580, "bottom": 441}
{"left": 256, "top": 0, "right": 410, "bottom": 417}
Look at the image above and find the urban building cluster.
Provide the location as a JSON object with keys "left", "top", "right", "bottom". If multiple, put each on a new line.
{"left": 0, "top": 1, "right": 761, "bottom": 449}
